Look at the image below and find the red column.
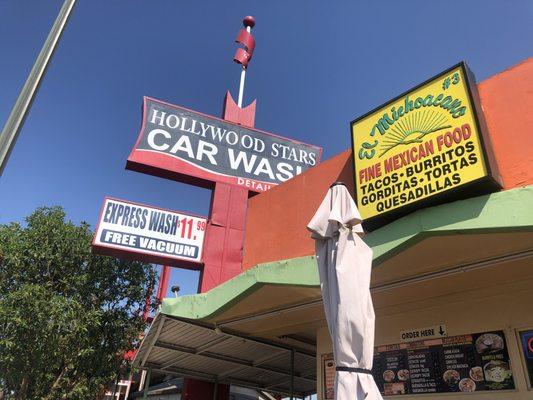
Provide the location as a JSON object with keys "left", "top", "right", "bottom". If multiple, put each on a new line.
{"left": 198, "top": 91, "right": 256, "bottom": 293}
{"left": 156, "top": 266, "right": 171, "bottom": 302}
{"left": 182, "top": 379, "right": 230, "bottom": 400}
{"left": 200, "top": 183, "right": 248, "bottom": 292}
{"left": 185, "top": 91, "right": 256, "bottom": 398}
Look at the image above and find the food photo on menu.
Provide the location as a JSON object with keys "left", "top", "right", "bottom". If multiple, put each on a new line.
{"left": 383, "top": 367, "right": 405, "bottom": 395}
{"left": 383, "top": 368, "right": 407, "bottom": 396}
{"left": 443, "top": 370, "right": 476, "bottom": 393}
{"left": 443, "top": 369, "right": 461, "bottom": 387}
{"left": 459, "top": 377, "right": 476, "bottom": 393}
{"left": 397, "top": 369, "right": 410, "bottom": 381}
{"left": 474, "top": 332, "right": 515, "bottom": 390}
{"left": 469, "top": 366, "right": 484, "bottom": 382}
{"left": 475, "top": 333, "right": 505, "bottom": 353}
{"left": 383, "top": 369, "right": 395, "bottom": 383}
{"left": 384, "top": 382, "right": 406, "bottom": 395}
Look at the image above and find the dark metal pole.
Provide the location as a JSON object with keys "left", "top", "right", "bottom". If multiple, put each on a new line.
{"left": 290, "top": 349, "right": 294, "bottom": 400}
{"left": 110, "top": 368, "right": 121, "bottom": 399}
{"left": 0, "top": 0, "right": 76, "bottom": 177}
{"left": 142, "top": 369, "right": 151, "bottom": 400}
{"left": 212, "top": 377, "right": 218, "bottom": 400}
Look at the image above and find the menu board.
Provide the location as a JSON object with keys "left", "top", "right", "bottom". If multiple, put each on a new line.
{"left": 324, "top": 330, "right": 514, "bottom": 398}
{"left": 372, "top": 330, "right": 514, "bottom": 395}
{"left": 519, "top": 330, "right": 533, "bottom": 388}
{"left": 322, "top": 353, "right": 335, "bottom": 399}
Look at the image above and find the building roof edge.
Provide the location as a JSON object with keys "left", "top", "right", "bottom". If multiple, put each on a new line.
{"left": 162, "top": 185, "right": 533, "bottom": 320}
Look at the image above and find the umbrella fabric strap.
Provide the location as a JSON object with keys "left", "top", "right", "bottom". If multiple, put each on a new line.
{"left": 335, "top": 366, "right": 372, "bottom": 374}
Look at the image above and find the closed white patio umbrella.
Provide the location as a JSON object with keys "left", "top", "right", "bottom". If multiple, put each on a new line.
{"left": 307, "top": 182, "right": 383, "bottom": 400}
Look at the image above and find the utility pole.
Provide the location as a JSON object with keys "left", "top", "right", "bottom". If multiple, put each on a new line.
{"left": 0, "top": 0, "right": 76, "bottom": 177}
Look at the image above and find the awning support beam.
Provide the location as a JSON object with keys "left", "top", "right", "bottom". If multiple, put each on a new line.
{"left": 145, "top": 364, "right": 216, "bottom": 381}
{"left": 154, "top": 340, "right": 316, "bottom": 383}
{"left": 264, "top": 370, "right": 316, "bottom": 391}
{"left": 217, "top": 350, "right": 286, "bottom": 379}
{"left": 140, "top": 315, "right": 166, "bottom": 367}
{"left": 164, "top": 314, "right": 315, "bottom": 357}
{"left": 160, "top": 335, "right": 230, "bottom": 370}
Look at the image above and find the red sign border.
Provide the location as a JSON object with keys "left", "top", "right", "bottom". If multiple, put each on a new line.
{"left": 92, "top": 196, "right": 208, "bottom": 270}
{"left": 126, "top": 96, "right": 324, "bottom": 191}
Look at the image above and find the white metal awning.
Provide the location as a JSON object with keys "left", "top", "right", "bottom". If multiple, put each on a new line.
{"left": 133, "top": 313, "right": 317, "bottom": 397}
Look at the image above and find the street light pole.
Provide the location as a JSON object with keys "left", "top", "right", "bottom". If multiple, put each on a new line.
{"left": 0, "top": 0, "right": 76, "bottom": 177}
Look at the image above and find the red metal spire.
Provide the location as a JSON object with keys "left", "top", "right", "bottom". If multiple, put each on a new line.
{"left": 223, "top": 16, "right": 257, "bottom": 127}
{"left": 243, "top": 15, "right": 255, "bottom": 28}
{"left": 234, "top": 16, "right": 256, "bottom": 68}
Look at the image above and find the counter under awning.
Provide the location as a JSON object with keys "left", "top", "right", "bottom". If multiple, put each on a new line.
{"left": 133, "top": 313, "right": 317, "bottom": 398}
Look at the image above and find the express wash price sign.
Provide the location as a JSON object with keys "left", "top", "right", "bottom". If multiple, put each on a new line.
{"left": 351, "top": 62, "right": 500, "bottom": 229}
{"left": 92, "top": 198, "right": 207, "bottom": 268}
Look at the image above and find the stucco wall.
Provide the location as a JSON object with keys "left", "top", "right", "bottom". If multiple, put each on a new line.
{"left": 242, "top": 149, "right": 354, "bottom": 270}
{"left": 316, "top": 277, "right": 533, "bottom": 400}
{"left": 478, "top": 58, "right": 533, "bottom": 190}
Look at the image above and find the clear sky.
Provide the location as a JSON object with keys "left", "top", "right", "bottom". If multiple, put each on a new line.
{"left": 1, "top": 0, "right": 532, "bottom": 297}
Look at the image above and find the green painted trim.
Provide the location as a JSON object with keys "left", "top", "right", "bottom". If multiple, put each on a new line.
{"left": 162, "top": 255, "right": 320, "bottom": 319}
{"left": 161, "top": 186, "right": 533, "bottom": 320}
{"left": 366, "top": 186, "right": 533, "bottom": 265}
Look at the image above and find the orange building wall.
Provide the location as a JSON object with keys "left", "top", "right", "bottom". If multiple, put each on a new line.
{"left": 242, "top": 57, "right": 533, "bottom": 270}
{"left": 242, "top": 150, "right": 355, "bottom": 269}
{"left": 478, "top": 58, "right": 533, "bottom": 189}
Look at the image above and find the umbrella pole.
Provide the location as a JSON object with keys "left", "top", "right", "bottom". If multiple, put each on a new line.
{"left": 290, "top": 349, "right": 294, "bottom": 400}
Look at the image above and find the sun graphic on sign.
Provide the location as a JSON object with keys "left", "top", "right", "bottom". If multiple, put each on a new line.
{"left": 379, "top": 109, "right": 451, "bottom": 157}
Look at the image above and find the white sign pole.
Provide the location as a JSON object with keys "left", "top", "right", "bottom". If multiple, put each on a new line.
{"left": 237, "top": 25, "right": 251, "bottom": 108}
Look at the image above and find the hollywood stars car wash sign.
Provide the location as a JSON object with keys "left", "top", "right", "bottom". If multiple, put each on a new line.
{"left": 93, "top": 198, "right": 207, "bottom": 268}
{"left": 92, "top": 16, "right": 323, "bottom": 294}
{"left": 127, "top": 97, "right": 322, "bottom": 192}
{"left": 351, "top": 62, "right": 501, "bottom": 229}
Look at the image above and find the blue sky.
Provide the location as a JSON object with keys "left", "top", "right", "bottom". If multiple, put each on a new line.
{"left": 1, "top": 0, "right": 532, "bottom": 297}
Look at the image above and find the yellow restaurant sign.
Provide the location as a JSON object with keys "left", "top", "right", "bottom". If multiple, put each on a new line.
{"left": 351, "top": 62, "right": 500, "bottom": 229}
